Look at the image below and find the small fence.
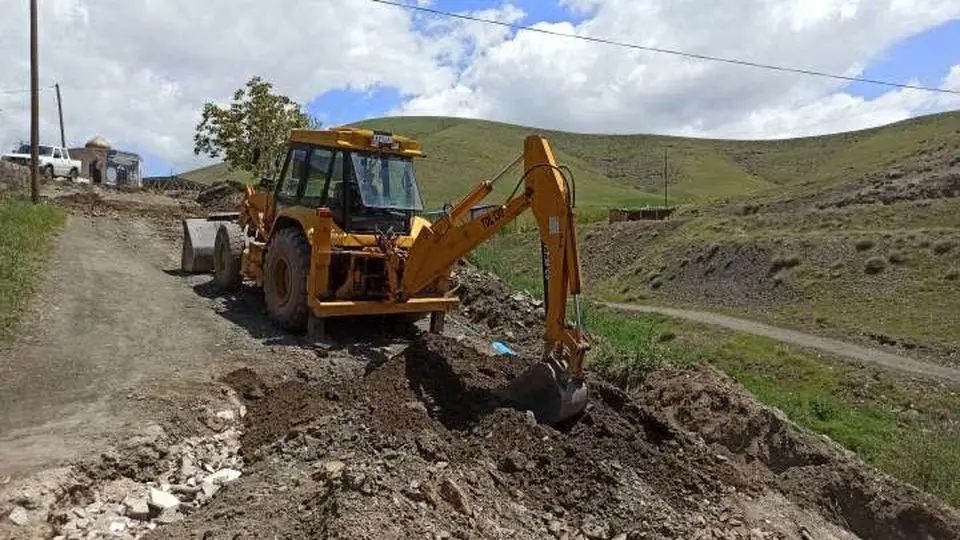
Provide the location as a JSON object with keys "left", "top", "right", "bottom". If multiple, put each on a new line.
{"left": 608, "top": 206, "right": 676, "bottom": 223}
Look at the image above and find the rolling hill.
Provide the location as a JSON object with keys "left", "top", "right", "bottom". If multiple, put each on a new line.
{"left": 182, "top": 111, "right": 960, "bottom": 215}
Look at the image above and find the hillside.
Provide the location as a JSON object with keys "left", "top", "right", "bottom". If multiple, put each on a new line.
{"left": 477, "top": 123, "right": 960, "bottom": 366}
{"left": 182, "top": 111, "right": 960, "bottom": 214}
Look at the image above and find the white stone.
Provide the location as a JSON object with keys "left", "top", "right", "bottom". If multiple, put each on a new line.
{"left": 148, "top": 488, "right": 180, "bottom": 510}
{"left": 7, "top": 506, "right": 29, "bottom": 526}
{"left": 206, "top": 468, "right": 242, "bottom": 485}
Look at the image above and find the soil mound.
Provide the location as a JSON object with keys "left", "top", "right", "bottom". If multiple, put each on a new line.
{"left": 147, "top": 332, "right": 960, "bottom": 540}
{"left": 196, "top": 182, "right": 244, "bottom": 212}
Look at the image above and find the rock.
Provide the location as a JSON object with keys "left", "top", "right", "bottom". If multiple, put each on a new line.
{"left": 155, "top": 507, "right": 183, "bottom": 525}
{"left": 7, "top": 506, "right": 29, "bottom": 526}
{"left": 581, "top": 518, "right": 611, "bottom": 539}
{"left": 12, "top": 494, "right": 40, "bottom": 510}
{"left": 109, "top": 520, "right": 127, "bottom": 534}
{"left": 148, "top": 487, "right": 180, "bottom": 510}
{"left": 524, "top": 411, "right": 538, "bottom": 427}
{"left": 404, "top": 400, "right": 428, "bottom": 413}
{"left": 320, "top": 460, "right": 346, "bottom": 480}
{"left": 200, "top": 481, "right": 221, "bottom": 499}
{"left": 206, "top": 468, "right": 242, "bottom": 485}
{"left": 421, "top": 482, "right": 441, "bottom": 508}
{"left": 345, "top": 471, "right": 366, "bottom": 491}
{"left": 439, "top": 478, "right": 473, "bottom": 516}
{"left": 499, "top": 450, "right": 530, "bottom": 473}
{"left": 612, "top": 534, "right": 628, "bottom": 540}
{"left": 123, "top": 496, "right": 150, "bottom": 521}
{"left": 216, "top": 410, "right": 236, "bottom": 421}
{"left": 180, "top": 455, "right": 199, "bottom": 479}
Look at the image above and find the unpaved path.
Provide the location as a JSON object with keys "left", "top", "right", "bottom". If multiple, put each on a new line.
{"left": 0, "top": 213, "right": 263, "bottom": 478}
{"left": 603, "top": 302, "right": 960, "bottom": 384}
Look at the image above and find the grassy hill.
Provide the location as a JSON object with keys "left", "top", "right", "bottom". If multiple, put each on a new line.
{"left": 183, "top": 111, "right": 960, "bottom": 216}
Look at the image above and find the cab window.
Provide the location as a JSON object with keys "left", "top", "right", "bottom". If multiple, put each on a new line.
{"left": 277, "top": 148, "right": 307, "bottom": 200}
{"left": 302, "top": 148, "right": 334, "bottom": 204}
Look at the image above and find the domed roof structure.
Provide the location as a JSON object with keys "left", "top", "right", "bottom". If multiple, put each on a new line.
{"left": 85, "top": 136, "right": 111, "bottom": 149}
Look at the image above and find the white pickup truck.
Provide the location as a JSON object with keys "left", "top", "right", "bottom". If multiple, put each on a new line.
{"left": 1, "top": 144, "right": 82, "bottom": 180}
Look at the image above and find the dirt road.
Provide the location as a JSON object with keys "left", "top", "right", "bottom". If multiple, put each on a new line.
{"left": 602, "top": 302, "right": 960, "bottom": 384}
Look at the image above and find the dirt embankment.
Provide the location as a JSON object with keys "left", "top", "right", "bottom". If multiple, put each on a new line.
{"left": 150, "top": 267, "right": 959, "bottom": 540}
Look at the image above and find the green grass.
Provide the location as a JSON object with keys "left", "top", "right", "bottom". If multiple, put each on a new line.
{"left": 470, "top": 239, "right": 960, "bottom": 506}
{"left": 0, "top": 195, "right": 65, "bottom": 339}
{"left": 182, "top": 110, "right": 960, "bottom": 209}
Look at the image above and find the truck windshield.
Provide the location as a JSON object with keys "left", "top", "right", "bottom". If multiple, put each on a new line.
{"left": 15, "top": 144, "right": 53, "bottom": 156}
{"left": 351, "top": 153, "right": 424, "bottom": 211}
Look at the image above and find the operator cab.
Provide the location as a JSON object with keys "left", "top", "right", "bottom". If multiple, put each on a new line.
{"left": 273, "top": 128, "right": 425, "bottom": 235}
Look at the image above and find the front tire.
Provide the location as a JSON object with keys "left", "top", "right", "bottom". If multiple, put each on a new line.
{"left": 213, "top": 223, "right": 244, "bottom": 290}
{"left": 69, "top": 168, "right": 79, "bottom": 182}
{"left": 263, "top": 227, "right": 311, "bottom": 332}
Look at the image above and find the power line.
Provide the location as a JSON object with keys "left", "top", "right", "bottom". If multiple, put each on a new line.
{"left": 370, "top": 0, "right": 960, "bottom": 96}
{"left": 0, "top": 84, "right": 55, "bottom": 95}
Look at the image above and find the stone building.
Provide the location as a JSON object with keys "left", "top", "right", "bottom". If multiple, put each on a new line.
{"left": 69, "top": 136, "right": 143, "bottom": 187}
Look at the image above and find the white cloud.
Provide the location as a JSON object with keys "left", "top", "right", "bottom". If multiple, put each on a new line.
{"left": 0, "top": 0, "right": 465, "bottom": 171}
{"left": 1, "top": 0, "right": 958, "bottom": 174}
{"left": 397, "top": 0, "right": 960, "bottom": 139}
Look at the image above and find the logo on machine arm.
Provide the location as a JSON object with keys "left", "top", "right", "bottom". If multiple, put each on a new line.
{"left": 480, "top": 207, "right": 507, "bottom": 229}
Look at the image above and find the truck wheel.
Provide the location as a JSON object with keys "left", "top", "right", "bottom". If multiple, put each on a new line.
{"left": 43, "top": 165, "right": 54, "bottom": 180}
{"left": 213, "top": 223, "right": 244, "bottom": 290}
{"left": 263, "top": 227, "right": 311, "bottom": 332}
{"left": 69, "top": 168, "right": 79, "bottom": 182}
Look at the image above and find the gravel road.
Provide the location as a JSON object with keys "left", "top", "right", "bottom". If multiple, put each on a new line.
{"left": 603, "top": 302, "right": 960, "bottom": 384}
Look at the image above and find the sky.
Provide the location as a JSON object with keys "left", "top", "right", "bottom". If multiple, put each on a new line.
{"left": 0, "top": 0, "right": 958, "bottom": 177}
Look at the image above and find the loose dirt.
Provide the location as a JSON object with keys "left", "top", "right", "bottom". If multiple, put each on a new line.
{"left": 2, "top": 185, "right": 958, "bottom": 539}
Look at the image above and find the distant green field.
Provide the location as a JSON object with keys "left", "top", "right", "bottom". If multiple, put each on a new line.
{"left": 182, "top": 111, "right": 960, "bottom": 212}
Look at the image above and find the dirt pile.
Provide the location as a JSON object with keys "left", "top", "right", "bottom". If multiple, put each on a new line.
{"left": 0, "top": 400, "right": 247, "bottom": 540}
{"left": 53, "top": 189, "right": 199, "bottom": 221}
{"left": 196, "top": 182, "right": 244, "bottom": 212}
{"left": 142, "top": 327, "right": 960, "bottom": 540}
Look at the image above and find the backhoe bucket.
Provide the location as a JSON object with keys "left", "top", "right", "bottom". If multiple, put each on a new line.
{"left": 497, "top": 360, "right": 588, "bottom": 425}
{"left": 181, "top": 213, "right": 240, "bottom": 273}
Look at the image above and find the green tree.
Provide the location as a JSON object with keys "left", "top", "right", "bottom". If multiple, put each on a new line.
{"left": 193, "top": 76, "right": 321, "bottom": 185}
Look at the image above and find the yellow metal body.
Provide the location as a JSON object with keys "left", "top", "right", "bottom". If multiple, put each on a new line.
{"left": 232, "top": 126, "right": 586, "bottom": 374}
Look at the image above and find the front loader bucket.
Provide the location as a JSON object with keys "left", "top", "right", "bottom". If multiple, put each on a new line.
{"left": 497, "top": 360, "right": 588, "bottom": 425}
{"left": 181, "top": 213, "right": 240, "bottom": 273}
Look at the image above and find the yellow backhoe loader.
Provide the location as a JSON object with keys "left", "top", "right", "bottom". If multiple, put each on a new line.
{"left": 181, "top": 127, "right": 589, "bottom": 424}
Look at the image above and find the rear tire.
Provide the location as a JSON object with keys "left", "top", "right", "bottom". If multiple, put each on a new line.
{"left": 263, "top": 227, "right": 311, "bottom": 332}
{"left": 43, "top": 165, "right": 54, "bottom": 180}
{"left": 213, "top": 223, "right": 244, "bottom": 290}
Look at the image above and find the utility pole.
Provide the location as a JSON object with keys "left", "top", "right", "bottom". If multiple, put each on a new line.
{"left": 55, "top": 83, "right": 66, "bottom": 149}
{"left": 30, "top": 0, "right": 40, "bottom": 203}
{"left": 662, "top": 148, "right": 668, "bottom": 208}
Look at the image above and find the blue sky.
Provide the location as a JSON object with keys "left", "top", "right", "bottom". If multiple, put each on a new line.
{"left": 149, "top": 3, "right": 958, "bottom": 176}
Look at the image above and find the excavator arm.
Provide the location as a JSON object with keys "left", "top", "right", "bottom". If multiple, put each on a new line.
{"left": 396, "top": 134, "right": 589, "bottom": 423}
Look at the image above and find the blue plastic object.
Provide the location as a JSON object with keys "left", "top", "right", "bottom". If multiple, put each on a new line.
{"left": 492, "top": 341, "right": 517, "bottom": 356}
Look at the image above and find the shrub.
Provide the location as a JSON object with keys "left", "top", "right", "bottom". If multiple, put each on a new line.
{"left": 933, "top": 240, "right": 954, "bottom": 255}
{"left": 771, "top": 254, "right": 801, "bottom": 271}
{"left": 855, "top": 239, "right": 875, "bottom": 251}
{"left": 864, "top": 257, "right": 887, "bottom": 275}
{"left": 946, "top": 269, "right": 959, "bottom": 281}
{"left": 888, "top": 251, "right": 907, "bottom": 265}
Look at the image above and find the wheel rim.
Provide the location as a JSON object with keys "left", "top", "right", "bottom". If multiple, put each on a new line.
{"left": 274, "top": 257, "right": 291, "bottom": 306}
